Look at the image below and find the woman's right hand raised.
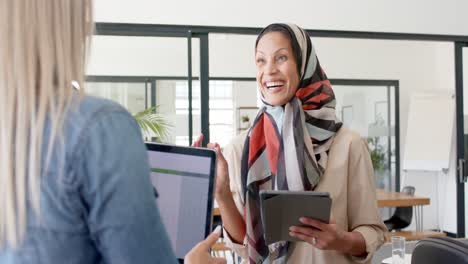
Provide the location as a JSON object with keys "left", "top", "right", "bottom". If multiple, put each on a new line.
{"left": 192, "top": 135, "right": 231, "bottom": 202}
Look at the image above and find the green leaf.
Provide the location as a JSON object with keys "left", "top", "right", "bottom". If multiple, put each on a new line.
{"left": 133, "top": 106, "right": 172, "bottom": 142}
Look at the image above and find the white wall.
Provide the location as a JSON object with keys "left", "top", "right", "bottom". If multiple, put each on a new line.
{"left": 87, "top": 36, "right": 200, "bottom": 76}
{"left": 94, "top": 0, "right": 468, "bottom": 36}
{"left": 210, "top": 34, "right": 256, "bottom": 78}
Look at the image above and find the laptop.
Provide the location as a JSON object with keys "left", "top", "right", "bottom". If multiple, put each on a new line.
{"left": 145, "top": 143, "right": 216, "bottom": 262}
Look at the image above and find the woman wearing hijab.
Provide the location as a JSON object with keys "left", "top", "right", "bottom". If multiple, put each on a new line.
{"left": 196, "top": 23, "right": 386, "bottom": 264}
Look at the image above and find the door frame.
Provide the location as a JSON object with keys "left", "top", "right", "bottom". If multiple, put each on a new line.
{"left": 456, "top": 42, "right": 468, "bottom": 238}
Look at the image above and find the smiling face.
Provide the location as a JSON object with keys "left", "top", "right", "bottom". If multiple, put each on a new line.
{"left": 255, "top": 31, "right": 300, "bottom": 106}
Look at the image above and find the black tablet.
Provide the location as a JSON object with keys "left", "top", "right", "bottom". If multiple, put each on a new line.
{"left": 146, "top": 143, "right": 216, "bottom": 261}
{"left": 259, "top": 190, "right": 332, "bottom": 245}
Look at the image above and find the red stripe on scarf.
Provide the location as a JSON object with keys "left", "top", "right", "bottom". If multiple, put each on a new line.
{"left": 297, "top": 80, "right": 334, "bottom": 110}
{"left": 305, "top": 92, "right": 331, "bottom": 104}
{"left": 248, "top": 117, "right": 266, "bottom": 168}
{"left": 263, "top": 115, "right": 279, "bottom": 175}
{"left": 248, "top": 114, "right": 280, "bottom": 174}
{"left": 295, "top": 79, "right": 331, "bottom": 99}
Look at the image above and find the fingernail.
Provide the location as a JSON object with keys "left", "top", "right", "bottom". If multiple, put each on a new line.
{"left": 214, "top": 225, "right": 222, "bottom": 234}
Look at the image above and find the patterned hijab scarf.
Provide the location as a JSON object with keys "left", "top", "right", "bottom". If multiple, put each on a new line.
{"left": 240, "top": 23, "right": 342, "bottom": 263}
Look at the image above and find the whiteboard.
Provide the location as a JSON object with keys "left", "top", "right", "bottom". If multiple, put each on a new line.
{"left": 403, "top": 92, "right": 455, "bottom": 171}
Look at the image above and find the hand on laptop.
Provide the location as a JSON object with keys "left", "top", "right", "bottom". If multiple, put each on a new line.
{"left": 185, "top": 226, "right": 226, "bottom": 264}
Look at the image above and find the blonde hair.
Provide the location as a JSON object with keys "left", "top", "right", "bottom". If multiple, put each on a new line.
{"left": 0, "top": 0, "right": 93, "bottom": 247}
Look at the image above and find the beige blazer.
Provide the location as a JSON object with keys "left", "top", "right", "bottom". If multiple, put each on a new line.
{"left": 221, "top": 127, "right": 387, "bottom": 264}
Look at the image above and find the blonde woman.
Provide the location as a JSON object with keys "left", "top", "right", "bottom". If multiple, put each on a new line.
{"left": 0, "top": 1, "right": 224, "bottom": 263}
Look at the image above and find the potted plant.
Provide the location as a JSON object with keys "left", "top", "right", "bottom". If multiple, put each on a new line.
{"left": 241, "top": 115, "right": 250, "bottom": 129}
{"left": 367, "top": 136, "right": 389, "bottom": 188}
{"left": 133, "top": 106, "right": 172, "bottom": 142}
{"left": 367, "top": 114, "right": 392, "bottom": 188}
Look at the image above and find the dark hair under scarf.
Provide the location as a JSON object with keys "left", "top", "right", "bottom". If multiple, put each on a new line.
{"left": 255, "top": 24, "right": 302, "bottom": 76}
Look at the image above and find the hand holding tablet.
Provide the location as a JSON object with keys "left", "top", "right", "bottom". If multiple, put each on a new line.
{"left": 259, "top": 190, "right": 332, "bottom": 245}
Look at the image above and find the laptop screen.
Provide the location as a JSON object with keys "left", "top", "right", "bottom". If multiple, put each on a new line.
{"left": 146, "top": 143, "right": 216, "bottom": 260}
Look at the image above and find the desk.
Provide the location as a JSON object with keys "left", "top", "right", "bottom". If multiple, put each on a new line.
{"left": 213, "top": 207, "right": 220, "bottom": 217}
{"left": 381, "top": 254, "right": 412, "bottom": 264}
{"left": 384, "top": 230, "right": 446, "bottom": 242}
{"left": 376, "top": 189, "right": 430, "bottom": 208}
{"left": 376, "top": 189, "right": 430, "bottom": 232}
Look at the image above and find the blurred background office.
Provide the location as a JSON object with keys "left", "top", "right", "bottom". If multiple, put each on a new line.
{"left": 86, "top": 0, "right": 468, "bottom": 259}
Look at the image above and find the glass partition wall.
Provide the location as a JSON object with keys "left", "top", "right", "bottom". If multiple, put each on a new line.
{"left": 86, "top": 34, "right": 203, "bottom": 145}
{"left": 85, "top": 32, "right": 408, "bottom": 194}
{"left": 333, "top": 81, "right": 398, "bottom": 192}
{"left": 86, "top": 79, "right": 152, "bottom": 114}
{"left": 88, "top": 24, "right": 464, "bottom": 235}
{"left": 86, "top": 30, "right": 460, "bottom": 196}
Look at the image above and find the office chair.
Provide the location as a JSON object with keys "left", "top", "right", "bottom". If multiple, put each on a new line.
{"left": 411, "top": 237, "right": 468, "bottom": 264}
{"left": 384, "top": 186, "right": 415, "bottom": 231}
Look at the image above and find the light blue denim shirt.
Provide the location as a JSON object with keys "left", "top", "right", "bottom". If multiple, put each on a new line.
{"left": 0, "top": 95, "right": 178, "bottom": 264}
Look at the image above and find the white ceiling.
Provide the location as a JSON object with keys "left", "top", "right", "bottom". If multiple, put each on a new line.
{"left": 94, "top": 0, "right": 468, "bottom": 36}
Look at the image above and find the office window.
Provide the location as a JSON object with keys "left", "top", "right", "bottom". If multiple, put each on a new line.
{"left": 209, "top": 81, "right": 234, "bottom": 147}
{"left": 333, "top": 83, "right": 397, "bottom": 193}
{"left": 174, "top": 80, "right": 234, "bottom": 146}
{"left": 85, "top": 81, "right": 150, "bottom": 114}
